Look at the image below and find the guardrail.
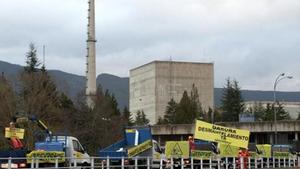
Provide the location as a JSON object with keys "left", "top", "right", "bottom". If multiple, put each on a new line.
{"left": 0, "top": 156, "right": 300, "bottom": 169}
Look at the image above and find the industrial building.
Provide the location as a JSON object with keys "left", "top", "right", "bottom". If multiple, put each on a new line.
{"left": 129, "top": 61, "right": 214, "bottom": 124}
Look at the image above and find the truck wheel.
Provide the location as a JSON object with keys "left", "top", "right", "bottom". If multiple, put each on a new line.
{"left": 81, "top": 162, "right": 90, "bottom": 169}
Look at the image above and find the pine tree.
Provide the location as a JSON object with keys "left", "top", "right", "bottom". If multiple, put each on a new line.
{"left": 123, "top": 106, "right": 133, "bottom": 126}
{"left": 163, "top": 98, "right": 177, "bottom": 124}
{"left": 24, "top": 43, "right": 40, "bottom": 73}
{"left": 221, "top": 78, "right": 244, "bottom": 122}
{"left": 134, "top": 110, "right": 149, "bottom": 125}
{"left": 252, "top": 102, "right": 265, "bottom": 121}
{"left": 274, "top": 102, "right": 290, "bottom": 120}
{"left": 176, "top": 91, "right": 193, "bottom": 124}
{"left": 263, "top": 103, "right": 273, "bottom": 121}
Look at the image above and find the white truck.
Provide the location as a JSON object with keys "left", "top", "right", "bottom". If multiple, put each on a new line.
{"left": 27, "top": 135, "right": 91, "bottom": 167}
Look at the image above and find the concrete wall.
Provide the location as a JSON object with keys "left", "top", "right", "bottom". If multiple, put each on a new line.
{"left": 130, "top": 61, "right": 214, "bottom": 124}
{"left": 129, "top": 63, "right": 156, "bottom": 123}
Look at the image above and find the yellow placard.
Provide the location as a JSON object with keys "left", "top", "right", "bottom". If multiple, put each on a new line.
{"left": 125, "top": 129, "right": 135, "bottom": 133}
{"left": 256, "top": 144, "right": 271, "bottom": 158}
{"left": 5, "top": 127, "right": 25, "bottom": 139}
{"left": 273, "top": 151, "right": 290, "bottom": 158}
{"left": 127, "top": 140, "right": 152, "bottom": 157}
{"left": 191, "top": 150, "right": 212, "bottom": 159}
{"left": 165, "top": 141, "right": 189, "bottom": 158}
{"left": 218, "top": 143, "right": 239, "bottom": 157}
{"left": 194, "top": 120, "right": 250, "bottom": 148}
{"left": 26, "top": 150, "right": 65, "bottom": 163}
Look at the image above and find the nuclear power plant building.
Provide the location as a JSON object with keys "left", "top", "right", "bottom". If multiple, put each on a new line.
{"left": 129, "top": 61, "right": 214, "bottom": 124}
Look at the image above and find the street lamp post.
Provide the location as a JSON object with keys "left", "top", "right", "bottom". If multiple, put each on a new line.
{"left": 273, "top": 73, "right": 293, "bottom": 144}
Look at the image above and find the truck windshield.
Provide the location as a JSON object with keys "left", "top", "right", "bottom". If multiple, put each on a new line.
{"left": 72, "top": 140, "right": 84, "bottom": 153}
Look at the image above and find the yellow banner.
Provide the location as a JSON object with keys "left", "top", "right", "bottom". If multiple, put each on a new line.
{"left": 5, "top": 127, "right": 25, "bottom": 139}
{"left": 191, "top": 150, "right": 212, "bottom": 159}
{"left": 218, "top": 143, "right": 239, "bottom": 157}
{"left": 194, "top": 120, "right": 250, "bottom": 148}
{"left": 26, "top": 150, "right": 65, "bottom": 163}
{"left": 127, "top": 140, "right": 152, "bottom": 157}
{"left": 165, "top": 141, "right": 189, "bottom": 158}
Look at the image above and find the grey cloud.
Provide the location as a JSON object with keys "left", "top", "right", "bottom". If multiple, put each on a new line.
{"left": 0, "top": 0, "right": 300, "bottom": 91}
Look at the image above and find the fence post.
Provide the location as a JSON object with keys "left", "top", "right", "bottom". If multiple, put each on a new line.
{"left": 191, "top": 157, "right": 194, "bottom": 169}
{"left": 8, "top": 157, "right": 12, "bottom": 169}
{"left": 74, "top": 157, "right": 77, "bottom": 167}
{"left": 283, "top": 157, "right": 286, "bottom": 168}
{"left": 278, "top": 157, "right": 281, "bottom": 168}
{"left": 107, "top": 156, "right": 110, "bottom": 169}
{"left": 209, "top": 157, "right": 212, "bottom": 169}
{"left": 200, "top": 158, "right": 203, "bottom": 169}
{"left": 121, "top": 157, "right": 125, "bottom": 169}
{"left": 254, "top": 157, "right": 257, "bottom": 169}
{"left": 161, "top": 158, "right": 164, "bottom": 169}
{"left": 240, "top": 157, "right": 244, "bottom": 169}
{"left": 288, "top": 157, "right": 291, "bottom": 167}
{"left": 135, "top": 157, "right": 138, "bottom": 169}
{"left": 181, "top": 158, "right": 184, "bottom": 169}
{"left": 31, "top": 157, "right": 34, "bottom": 169}
{"left": 35, "top": 158, "right": 39, "bottom": 169}
{"left": 233, "top": 157, "right": 236, "bottom": 169}
{"left": 261, "top": 158, "right": 263, "bottom": 168}
{"left": 171, "top": 157, "right": 174, "bottom": 169}
{"left": 225, "top": 157, "right": 228, "bottom": 169}
{"left": 248, "top": 157, "right": 251, "bottom": 169}
{"left": 267, "top": 157, "right": 269, "bottom": 168}
{"left": 147, "top": 157, "right": 150, "bottom": 169}
{"left": 55, "top": 157, "right": 58, "bottom": 169}
{"left": 217, "top": 158, "right": 221, "bottom": 169}
{"left": 91, "top": 157, "right": 94, "bottom": 169}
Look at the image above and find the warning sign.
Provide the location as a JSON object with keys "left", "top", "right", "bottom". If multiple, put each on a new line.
{"left": 256, "top": 144, "right": 271, "bottom": 158}
{"left": 218, "top": 143, "right": 239, "bottom": 157}
{"left": 165, "top": 141, "right": 189, "bottom": 158}
{"left": 172, "top": 143, "right": 183, "bottom": 156}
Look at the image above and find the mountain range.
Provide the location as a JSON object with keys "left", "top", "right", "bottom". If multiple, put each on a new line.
{"left": 1, "top": 60, "right": 300, "bottom": 109}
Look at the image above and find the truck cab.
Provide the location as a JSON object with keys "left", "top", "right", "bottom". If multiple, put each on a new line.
{"left": 52, "top": 136, "right": 90, "bottom": 165}
{"left": 27, "top": 135, "right": 90, "bottom": 166}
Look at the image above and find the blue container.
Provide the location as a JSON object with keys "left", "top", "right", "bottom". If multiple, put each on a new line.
{"left": 35, "top": 141, "right": 64, "bottom": 151}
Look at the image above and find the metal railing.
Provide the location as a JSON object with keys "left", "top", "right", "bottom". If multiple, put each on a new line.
{"left": 0, "top": 156, "right": 299, "bottom": 169}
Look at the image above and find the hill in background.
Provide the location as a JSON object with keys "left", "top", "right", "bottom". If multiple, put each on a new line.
{"left": 1, "top": 60, "right": 300, "bottom": 110}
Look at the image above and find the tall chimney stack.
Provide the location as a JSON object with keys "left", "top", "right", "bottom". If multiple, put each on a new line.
{"left": 86, "top": 0, "right": 97, "bottom": 107}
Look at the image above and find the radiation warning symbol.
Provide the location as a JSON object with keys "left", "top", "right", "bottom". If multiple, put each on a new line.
{"left": 171, "top": 143, "right": 183, "bottom": 156}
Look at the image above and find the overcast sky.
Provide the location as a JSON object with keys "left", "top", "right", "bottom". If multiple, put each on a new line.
{"left": 0, "top": 0, "right": 300, "bottom": 91}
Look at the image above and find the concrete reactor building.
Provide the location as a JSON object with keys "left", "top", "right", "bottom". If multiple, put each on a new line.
{"left": 129, "top": 61, "right": 214, "bottom": 124}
